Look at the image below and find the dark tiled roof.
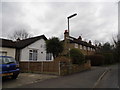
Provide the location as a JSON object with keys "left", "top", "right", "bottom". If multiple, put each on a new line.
{"left": 68, "top": 36, "right": 96, "bottom": 48}
{"left": 0, "top": 35, "right": 47, "bottom": 49}
{"left": 15, "top": 35, "right": 47, "bottom": 49}
{"left": 70, "top": 40, "right": 95, "bottom": 48}
{"left": 0, "top": 38, "right": 16, "bottom": 48}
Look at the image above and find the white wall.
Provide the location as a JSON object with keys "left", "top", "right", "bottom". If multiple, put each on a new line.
{"left": 0, "top": 47, "right": 16, "bottom": 58}
{"left": 20, "top": 39, "right": 52, "bottom": 61}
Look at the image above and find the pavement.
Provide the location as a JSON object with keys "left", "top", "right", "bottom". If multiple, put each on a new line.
{"left": 2, "top": 73, "right": 59, "bottom": 88}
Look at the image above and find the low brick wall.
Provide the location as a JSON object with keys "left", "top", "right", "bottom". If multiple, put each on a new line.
{"left": 20, "top": 58, "right": 91, "bottom": 76}
{"left": 60, "top": 60, "right": 91, "bottom": 76}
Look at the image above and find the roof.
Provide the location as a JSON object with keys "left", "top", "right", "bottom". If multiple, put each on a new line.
{"left": 0, "top": 38, "right": 16, "bottom": 48}
{"left": 15, "top": 35, "right": 47, "bottom": 49}
{"left": 65, "top": 36, "right": 96, "bottom": 48}
{"left": 0, "top": 35, "right": 47, "bottom": 49}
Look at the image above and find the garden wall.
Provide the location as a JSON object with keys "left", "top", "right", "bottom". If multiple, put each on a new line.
{"left": 20, "top": 57, "right": 91, "bottom": 75}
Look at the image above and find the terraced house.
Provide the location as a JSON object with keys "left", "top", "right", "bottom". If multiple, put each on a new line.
{"left": 63, "top": 30, "right": 96, "bottom": 55}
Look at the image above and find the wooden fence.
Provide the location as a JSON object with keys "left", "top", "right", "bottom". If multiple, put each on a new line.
{"left": 20, "top": 61, "right": 60, "bottom": 75}
{"left": 19, "top": 57, "right": 91, "bottom": 75}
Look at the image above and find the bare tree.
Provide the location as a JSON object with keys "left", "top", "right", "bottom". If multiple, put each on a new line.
{"left": 9, "top": 29, "right": 32, "bottom": 40}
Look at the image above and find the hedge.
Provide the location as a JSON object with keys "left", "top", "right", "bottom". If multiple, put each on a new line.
{"left": 70, "top": 48, "right": 85, "bottom": 65}
{"left": 85, "top": 54, "right": 104, "bottom": 66}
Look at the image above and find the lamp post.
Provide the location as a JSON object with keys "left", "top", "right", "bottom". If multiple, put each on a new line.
{"left": 67, "top": 13, "right": 77, "bottom": 74}
{"left": 67, "top": 13, "right": 77, "bottom": 36}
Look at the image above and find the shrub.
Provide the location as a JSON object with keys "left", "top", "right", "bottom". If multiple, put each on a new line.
{"left": 85, "top": 54, "right": 104, "bottom": 66}
{"left": 102, "top": 53, "right": 114, "bottom": 64}
{"left": 70, "top": 48, "right": 85, "bottom": 65}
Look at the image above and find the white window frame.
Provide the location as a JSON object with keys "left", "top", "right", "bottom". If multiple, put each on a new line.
{"left": 84, "top": 46, "right": 86, "bottom": 50}
{"left": 88, "top": 47, "right": 90, "bottom": 51}
{"left": 46, "top": 53, "right": 52, "bottom": 60}
{"left": 0, "top": 51, "right": 7, "bottom": 56}
{"left": 29, "top": 49, "right": 38, "bottom": 61}
{"left": 80, "top": 45, "right": 82, "bottom": 49}
{"left": 75, "top": 43, "right": 78, "bottom": 48}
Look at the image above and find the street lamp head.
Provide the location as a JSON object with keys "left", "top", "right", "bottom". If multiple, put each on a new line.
{"left": 67, "top": 13, "right": 77, "bottom": 19}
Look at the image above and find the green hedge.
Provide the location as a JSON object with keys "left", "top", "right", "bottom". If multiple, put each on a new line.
{"left": 70, "top": 48, "right": 85, "bottom": 65}
{"left": 85, "top": 54, "right": 104, "bottom": 66}
{"left": 102, "top": 53, "right": 114, "bottom": 64}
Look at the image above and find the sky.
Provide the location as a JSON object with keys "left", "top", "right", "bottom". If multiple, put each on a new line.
{"left": 1, "top": 0, "right": 119, "bottom": 45}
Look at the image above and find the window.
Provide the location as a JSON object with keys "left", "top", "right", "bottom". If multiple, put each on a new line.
{"left": 46, "top": 53, "right": 52, "bottom": 60}
{"left": 29, "top": 49, "right": 38, "bottom": 61}
{"left": 40, "top": 44, "right": 43, "bottom": 48}
{"left": 84, "top": 46, "right": 86, "bottom": 50}
{"left": 90, "top": 48, "right": 92, "bottom": 51}
{"left": 93, "top": 49, "right": 95, "bottom": 51}
{"left": 80, "top": 45, "right": 82, "bottom": 49}
{"left": 0, "top": 51, "right": 7, "bottom": 56}
{"left": 75, "top": 43, "right": 78, "bottom": 48}
{"left": 88, "top": 47, "right": 90, "bottom": 51}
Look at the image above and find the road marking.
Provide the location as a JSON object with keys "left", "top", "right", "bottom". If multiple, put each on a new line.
{"left": 93, "top": 68, "right": 109, "bottom": 88}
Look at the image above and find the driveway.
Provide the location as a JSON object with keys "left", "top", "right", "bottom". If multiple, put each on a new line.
{"left": 2, "top": 73, "right": 58, "bottom": 88}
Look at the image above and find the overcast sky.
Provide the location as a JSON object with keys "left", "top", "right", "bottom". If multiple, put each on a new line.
{"left": 1, "top": 0, "right": 119, "bottom": 45}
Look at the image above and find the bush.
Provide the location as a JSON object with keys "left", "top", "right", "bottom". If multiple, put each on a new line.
{"left": 85, "top": 54, "right": 104, "bottom": 66}
{"left": 102, "top": 53, "right": 114, "bottom": 64}
{"left": 70, "top": 48, "right": 85, "bottom": 65}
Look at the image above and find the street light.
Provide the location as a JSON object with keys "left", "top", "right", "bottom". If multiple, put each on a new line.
{"left": 67, "top": 13, "right": 77, "bottom": 74}
{"left": 67, "top": 13, "right": 77, "bottom": 36}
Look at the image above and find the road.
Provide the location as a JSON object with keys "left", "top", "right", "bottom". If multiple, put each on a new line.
{"left": 16, "top": 66, "right": 108, "bottom": 88}
{"left": 95, "top": 64, "right": 119, "bottom": 88}
{"left": 2, "top": 64, "right": 119, "bottom": 88}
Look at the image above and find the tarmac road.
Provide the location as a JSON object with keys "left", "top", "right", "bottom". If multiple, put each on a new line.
{"left": 95, "top": 64, "right": 119, "bottom": 88}
{"left": 17, "top": 66, "right": 108, "bottom": 88}
{"left": 3, "top": 64, "right": 119, "bottom": 88}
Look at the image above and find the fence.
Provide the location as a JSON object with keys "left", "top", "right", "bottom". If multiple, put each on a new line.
{"left": 20, "top": 57, "right": 91, "bottom": 75}
{"left": 20, "top": 61, "right": 60, "bottom": 75}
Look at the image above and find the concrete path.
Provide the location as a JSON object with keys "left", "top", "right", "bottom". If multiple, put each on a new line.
{"left": 2, "top": 73, "right": 58, "bottom": 88}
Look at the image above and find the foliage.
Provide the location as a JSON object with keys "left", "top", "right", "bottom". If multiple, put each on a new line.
{"left": 113, "top": 39, "right": 120, "bottom": 62}
{"left": 102, "top": 53, "right": 114, "bottom": 64}
{"left": 46, "top": 37, "right": 64, "bottom": 59}
{"left": 85, "top": 54, "right": 104, "bottom": 66}
{"left": 100, "top": 42, "right": 113, "bottom": 53}
{"left": 97, "top": 41, "right": 118, "bottom": 64}
{"left": 9, "top": 29, "right": 32, "bottom": 40}
{"left": 70, "top": 48, "right": 85, "bottom": 65}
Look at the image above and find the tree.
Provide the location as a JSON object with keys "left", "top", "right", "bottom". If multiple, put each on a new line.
{"left": 113, "top": 38, "right": 120, "bottom": 62}
{"left": 9, "top": 29, "right": 32, "bottom": 40}
{"left": 46, "top": 37, "right": 64, "bottom": 59}
{"left": 100, "top": 42, "right": 113, "bottom": 53}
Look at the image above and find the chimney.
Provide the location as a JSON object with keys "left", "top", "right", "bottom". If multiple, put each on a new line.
{"left": 64, "top": 30, "right": 69, "bottom": 40}
{"left": 16, "top": 38, "right": 20, "bottom": 42}
{"left": 89, "top": 40, "right": 92, "bottom": 45}
{"left": 78, "top": 36, "right": 82, "bottom": 41}
{"left": 95, "top": 44, "right": 97, "bottom": 47}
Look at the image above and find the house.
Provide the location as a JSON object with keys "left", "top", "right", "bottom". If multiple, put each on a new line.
{"left": 63, "top": 30, "right": 96, "bottom": 55}
{"left": 0, "top": 38, "right": 16, "bottom": 58}
{"left": 0, "top": 35, "right": 53, "bottom": 62}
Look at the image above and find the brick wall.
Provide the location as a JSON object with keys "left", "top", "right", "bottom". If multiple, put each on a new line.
{"left": 60, "top": 60, "right": 91, "bottom": 76}
{"left": 20, "top": 57, "right": 91, "bottom": 76}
